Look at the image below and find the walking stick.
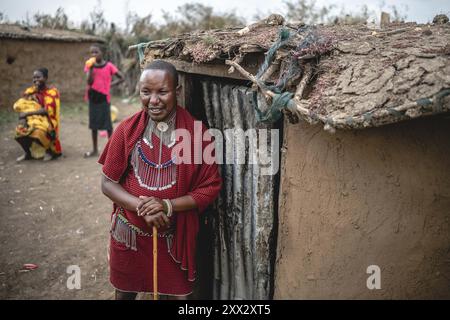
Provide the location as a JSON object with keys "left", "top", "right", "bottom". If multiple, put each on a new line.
{"left": 153, "top": 121, "right": 167, "bottom": 301}
{"left": 153, "top": 226, "right": 158, "bottom": 300}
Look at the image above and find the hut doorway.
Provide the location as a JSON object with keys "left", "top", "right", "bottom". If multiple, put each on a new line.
{"left": 181, "top": 72, "right": 282, "bottom": 299}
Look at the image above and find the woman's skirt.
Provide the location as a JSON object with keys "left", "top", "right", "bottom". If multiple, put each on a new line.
{"left": 88, "top": 89, "right": 112, "bottom": 131}
{"left": 15, "top": 127, "right": 51, "bottom": 159}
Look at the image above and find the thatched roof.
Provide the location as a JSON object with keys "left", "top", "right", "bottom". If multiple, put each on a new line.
{"left": 0, "top": 23, "right": 104, "bottom": 43}
{"left": 139, "top": 15, "right": 450, "bottom": 132}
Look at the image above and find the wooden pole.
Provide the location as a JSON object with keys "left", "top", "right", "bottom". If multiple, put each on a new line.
{"left": 224, "top": 59, "right": 275, "bottom": 100}
{"left": 153, "top": 226, "right": 158, "bottom": 300}
{"left": 128, "top": 44, "right": 140, "bottom": 50}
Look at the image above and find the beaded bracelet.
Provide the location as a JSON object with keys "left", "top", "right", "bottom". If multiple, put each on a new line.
{"left": 162, "top": 199, "right": 173, "bottom": 218}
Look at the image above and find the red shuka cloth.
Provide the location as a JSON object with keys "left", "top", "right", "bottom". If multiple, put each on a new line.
{"left": 98, "top": 106, "right": 221, "bottom": 292}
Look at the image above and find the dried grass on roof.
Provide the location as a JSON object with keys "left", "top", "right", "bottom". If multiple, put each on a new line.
{"left": 0, "top": 23, "right": 104, "bottom": 42}
{"left": 141, "top": 18, "right": 450, "bottom": 131}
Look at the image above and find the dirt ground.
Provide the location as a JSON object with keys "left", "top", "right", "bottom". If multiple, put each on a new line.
{"left": 0, "top": 97, "right": 142, "bottom": 299}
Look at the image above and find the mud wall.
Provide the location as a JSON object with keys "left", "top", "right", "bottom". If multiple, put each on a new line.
{"left": 0, "top": 39, "right": 93, "bottom": 109}
{"left": 275, "top": 116, "right": 450, "bottom": 299}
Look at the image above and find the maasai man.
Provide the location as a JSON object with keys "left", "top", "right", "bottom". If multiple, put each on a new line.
{"left": 99, "top": 60, "right": 222, "bottom": 300}
{"left": 14, "top": 68, "right": 62, "bottom": 162}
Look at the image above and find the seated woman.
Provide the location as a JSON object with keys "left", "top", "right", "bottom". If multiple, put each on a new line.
{"left": 14, "top": 68, "right": 62, "bottom": 162}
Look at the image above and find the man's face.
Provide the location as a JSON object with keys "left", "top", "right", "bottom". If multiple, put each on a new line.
{"left": 139, "top": 69, "right": 179, "bottom": 122}
{"left": 33, "top": 71, "right": 46, "bottom": 90}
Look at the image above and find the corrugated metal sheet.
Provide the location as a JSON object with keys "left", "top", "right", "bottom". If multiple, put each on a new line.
{"left": 201, "top": 80, "right": 278, "bottom": 299}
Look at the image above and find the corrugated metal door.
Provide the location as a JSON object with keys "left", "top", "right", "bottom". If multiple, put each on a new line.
{"left": 201, "top": 80, "right": 279, "bottom": 299}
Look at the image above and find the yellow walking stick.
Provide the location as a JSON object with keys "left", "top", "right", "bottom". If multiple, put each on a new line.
{"left": 153, "top": 226, "right": 158, "bottom": 300}
{"left": 153, "top": 121, "right": 168, "bottom": 301}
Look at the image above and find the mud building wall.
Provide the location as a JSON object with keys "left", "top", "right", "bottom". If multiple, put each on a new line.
{"left": 0, "top": 39, "right": 93, "bottom": 109}
{"left": 275, "top": 116, "right": 450, "bottom": 299}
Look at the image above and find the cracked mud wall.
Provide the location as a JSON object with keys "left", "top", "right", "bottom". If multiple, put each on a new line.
{"left": 275, "top": 116, "right": 450, "bottom": 299}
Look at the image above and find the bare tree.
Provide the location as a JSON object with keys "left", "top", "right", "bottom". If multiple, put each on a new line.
{"left": 159, "top": 2, "right": 246, "bottom": 38}
{"left": 0, "top": 12, "right": 8, "bottom": 23}
{"left": 80, "top": 0, "right": 108, "bottom": 35}
{"left": 32, "top": 7, "right": 69, "bottom": 29}
{"left": 282, "top": 0, "right": 335, "bottom": 24}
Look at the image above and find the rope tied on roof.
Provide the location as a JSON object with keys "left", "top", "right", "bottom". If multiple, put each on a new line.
{"left": 256, "top": 28, "right": 291, "bottom": 79}
{"left": 251, "top": 91, "right": 294, "bottom": 123}
{"left": 137, "top": 42, "right": 149, "bottom": 64}
{"left": 250, "top": 27, "right": 336, "bottom": 123}
{"left": 226, "top": 26, "right": 338, "bottom": 125}
{"left": 250, "top": 28, "right": 295, "bottom": 123}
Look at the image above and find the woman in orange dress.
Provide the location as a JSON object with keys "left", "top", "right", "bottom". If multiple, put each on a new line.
{"left": 15, "top": 68, "right": 62, "bottom": 162}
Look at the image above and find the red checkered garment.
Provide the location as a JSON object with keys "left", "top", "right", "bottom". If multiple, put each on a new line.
{"left": 98, "top": 106, "right": 222, "bottom": 295}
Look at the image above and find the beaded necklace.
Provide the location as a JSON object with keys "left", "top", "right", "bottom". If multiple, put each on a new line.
{"left": 131, "top": 110, "right": 177, "bottom": 191}
{"left": 143, "top": 110, "right": 176, "bottom": 148}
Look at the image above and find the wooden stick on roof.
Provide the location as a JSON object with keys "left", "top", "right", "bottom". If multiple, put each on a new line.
{"left": 225, "top": 59, "right": 275, "bottom": 100}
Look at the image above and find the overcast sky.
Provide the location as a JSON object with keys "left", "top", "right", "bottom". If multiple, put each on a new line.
{"left": 1, "top": 0, "right": 449, "bottom": 27}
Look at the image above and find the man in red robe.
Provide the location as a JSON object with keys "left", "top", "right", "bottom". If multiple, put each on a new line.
{"left": 99, "top": 60, "right": 222, "bottom": 300}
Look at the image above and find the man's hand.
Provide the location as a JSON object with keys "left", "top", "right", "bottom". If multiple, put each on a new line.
{"left": 137, "top": 196, "right": 164, "bottom": 217}
{"left": 142, "top": 212, "right": 170, "bottom": 229}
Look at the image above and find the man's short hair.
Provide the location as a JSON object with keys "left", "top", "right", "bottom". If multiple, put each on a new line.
{"left": 143, "top": 60, "right": 179, "bottom": 88}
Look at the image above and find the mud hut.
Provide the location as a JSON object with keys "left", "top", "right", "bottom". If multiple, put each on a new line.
{"left": 0, "top": 24, "right": 104, "bottom": 109}
{"left": 134, "top": 14, "right": 450, "bottom": 299}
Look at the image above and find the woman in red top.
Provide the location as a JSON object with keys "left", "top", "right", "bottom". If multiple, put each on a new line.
{"left": 99, "top": 60, "right": 222, "bottom": 300}
{"left": 84, "top": 44, "right": 124, "bottom": 158}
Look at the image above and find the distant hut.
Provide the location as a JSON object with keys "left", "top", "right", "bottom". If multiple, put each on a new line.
{"left": 0, "top": 24, "right": 104, "bottom": 109}
{"left": 134, "top": 15, "right": 450, "bottom": 299}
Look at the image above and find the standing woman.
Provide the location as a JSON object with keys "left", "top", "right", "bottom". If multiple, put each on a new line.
{"left": 15, "top": 68, "right": 62, "bottom": 162}
{"left": 84, "top": 43, "right": 124, "bottom": 158}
